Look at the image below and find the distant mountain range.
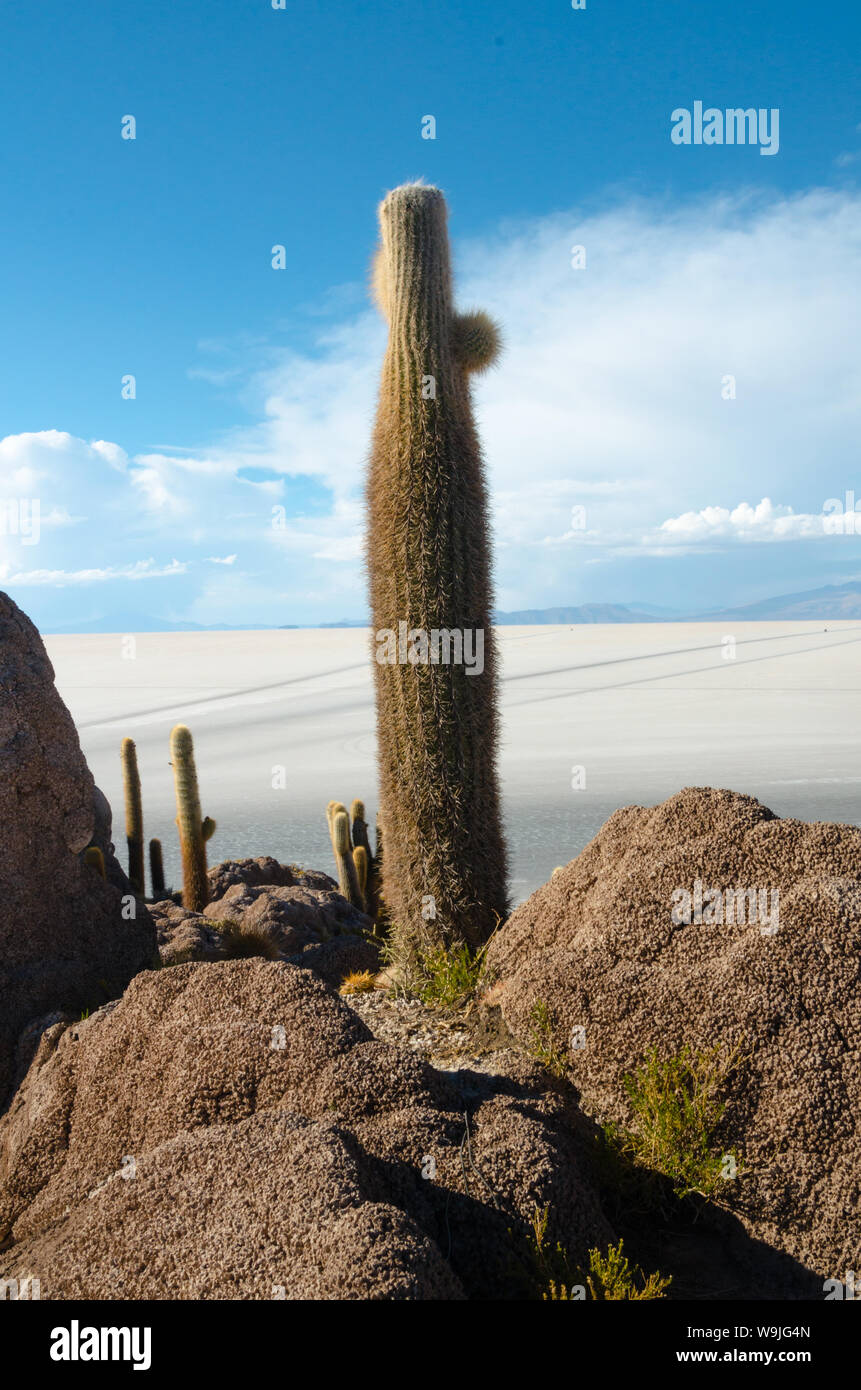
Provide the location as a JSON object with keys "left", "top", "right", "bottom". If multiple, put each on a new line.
{"left": 495, "top": 582, "right": 861, "bottom": 624}
{"left": 38, "top": 581, "right": 861, "bottom": 634}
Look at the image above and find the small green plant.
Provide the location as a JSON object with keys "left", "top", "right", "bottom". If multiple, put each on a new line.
{"left": 527, "top": 999, "right": 567, "bottom": 1079}
{"left": 529, "top": 1207, "right": 670, "bottom": 1301}
{"left": 416, "top": 939, "right": 488, "bottom": 1008}
{"left": 583, "top": 1241, "right": 672, "bottom": 1301}
{"left": 618, "top": 1041, "right": 744, "bottom": 1198}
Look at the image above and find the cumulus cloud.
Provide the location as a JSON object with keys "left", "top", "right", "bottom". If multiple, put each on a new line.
{"left": 2, "top": 185, "right": 861, "bottom": 622}
{"left": 651, "top": 498, "right": 831, "bottom": 549}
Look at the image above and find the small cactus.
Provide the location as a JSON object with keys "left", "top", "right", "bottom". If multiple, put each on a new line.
{"left": 351, "top": 799, "right": 372, "bottom": 858}
{"left": 149, "top": 838, "right": 166, "bottom": 898}
{"left": 327, "top": 800, "right": 349, "bottom": 842}
{"left": 366, "top": 817, "right": 385, "bottom": 930}
{"left": 331, "top": 808, "right": 364, "bottom": 912}
{"left": 120, "top": 737, "right": 144, "bottom": 895}
{"left": 169, "top": 725, "right": 213, "bottom": 913}
{"left": 83, "top": 845, "right": 106, "bottom": 879}
{"left": 354, "top": 843, "right": 369, "bottom": 900}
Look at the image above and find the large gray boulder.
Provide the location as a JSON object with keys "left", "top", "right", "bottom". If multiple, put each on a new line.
{"left": 0, "top": 593, "right": 156, "bottom": 1106}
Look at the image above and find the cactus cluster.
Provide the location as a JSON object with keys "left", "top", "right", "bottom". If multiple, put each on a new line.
{"left": 105, "top": 725, "right": 216, "bottom": 910}
{"left": 325, "top": 798, "right": 381, "bottom": 922}
{"left": 366, "top": 181, "right": 508, "bottom": 972}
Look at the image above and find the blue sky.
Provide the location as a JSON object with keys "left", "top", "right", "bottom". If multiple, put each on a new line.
{"left": 1, "top": 0, "right": 860, "bottom": 629}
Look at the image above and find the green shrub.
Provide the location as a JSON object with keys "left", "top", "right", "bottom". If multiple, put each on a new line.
{"left": 529, "top": 1207, "right": 670, "bottom": 1301}
{"left": 617, "top": 1041, "right": 743, "bottom": 1198}
{"left": 417, "top": 939, "right": 488, "bottom": 1008}
{"left": 526, "top": 999, "right": 567, "bottom": 1079}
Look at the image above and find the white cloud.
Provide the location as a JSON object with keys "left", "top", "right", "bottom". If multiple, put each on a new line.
{"left": 653, "top": 498, "right": 829, "bottom": 547}
{"left": 0, "top": 558, "right": 187, "bottom": 587}
{"left": 3, "top": 186, "right": 861, "bottom": 621}
{"left": 206, "top": 554, "right": 237, "bottom": 565}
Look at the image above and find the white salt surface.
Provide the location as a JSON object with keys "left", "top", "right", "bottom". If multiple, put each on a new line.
{"left": 45, "top": 622, "right": 861, "bottom": 906}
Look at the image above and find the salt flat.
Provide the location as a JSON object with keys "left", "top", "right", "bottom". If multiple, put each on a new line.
{"left": 45, "top": 621, "right": 861, "bottom": 906}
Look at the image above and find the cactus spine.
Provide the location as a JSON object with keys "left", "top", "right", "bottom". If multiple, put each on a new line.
{"left": 169, "top": 725, "right": 213, "bottom": 912}
{"left": 367, "top": 182, "right": 508, "bottom": 970}
{"left": 120, "top": 737, "right": 144, "bottom": 895}
{"left": 149, "top": 837, "right": 166, "bottom": 898}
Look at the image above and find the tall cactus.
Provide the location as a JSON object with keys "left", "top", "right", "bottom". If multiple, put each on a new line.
{"left": 149, "top": 837, "right": 166, "bottom": 899}
{"left": 169, "top": 725, "right": 214, "bottom": 912}
{"left": 120, "top": 737, "right": 144, "bottom": 895}
{"left": 366, "top": 181, "right": 508, "bottom": 970}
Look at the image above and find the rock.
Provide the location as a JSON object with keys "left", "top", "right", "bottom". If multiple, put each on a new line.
{"left": 486, "top": 787, "right": 861, "bottom": 1283}
{"left": 90, "top": 783, "right": 138, "bottom": 895}
{"left": 207, "top": 856, "right": 336, "bottom": 900}
{"left": 0, "top": 960, "right": 612, "bottom": 1298}
{"left": 208, "top": 883, "right": 379, "bottom": 986}
{"left": 0, "top": 593, "right": 156, "bottom": 1107}
{"left": 151, "top": 881, "right": 380, "bottom": 988}
{"left": 207, "top": 881, "right": 370, "bottom": 939}
{"left": 151, "top": 901, "right": 224, "bottom": 966}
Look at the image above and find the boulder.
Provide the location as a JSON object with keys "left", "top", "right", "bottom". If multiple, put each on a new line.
{"left": 0, "top": 960, "right": 612, "bottom": 1298}
{"left": 0, "top": 593, "right": 156, "bottom": 1106}
{"left": 152, "top": 882, "right": 379, "bottom": 987}
{"left": 207, "top": 856, "right": 335, "bottom": 901}
{"left": 151, "top": 901, "right": 224, "bottom": 966}
{"left": 206, "top": 881, "right": 371, "bottom": 940}
{"left": 485, "top": 787, "right": 861, "bottom": 1283}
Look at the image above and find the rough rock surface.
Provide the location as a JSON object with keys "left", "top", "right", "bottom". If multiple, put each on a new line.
{"left": 485, "top": 787, "right": 861, "bottom": 1283}
{"left": 153, "top": 880, "right": 379, "bottom": 987}
{"left": 0, "top": 960, "right": 612, "bottom": 1299}
{"left": 89, "top": 783, "right": 137, "bottom": 895}
{"left": 151, "top": 902, "right": 224, "bottom": 966}
{"left": 207, "top": 856, "right": 336, "bottom": 901}
{"left": 0, "top": 592, "right": 156, "bottom": 1107}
